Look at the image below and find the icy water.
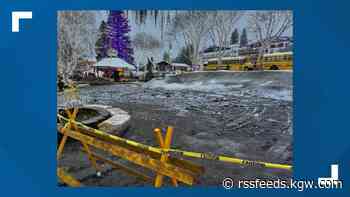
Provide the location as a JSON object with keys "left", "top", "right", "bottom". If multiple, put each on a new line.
{"left": 59, "top": 71, "right": 293, "bottom": 186}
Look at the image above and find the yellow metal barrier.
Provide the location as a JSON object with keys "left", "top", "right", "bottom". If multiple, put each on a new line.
{"left": 57, "top": 114, "right": 293, "bottom": 171}
{"left": 154, "top": 127, "right": 178, "bottom": 187}
{"left": 57, "top": 168, "right": 82, "bottom": 187}
{"left": 58, "top": 126, "right": 196, "bottom": 185}
{"left": 81, "top": 149, "right": 153, "bottom": 182}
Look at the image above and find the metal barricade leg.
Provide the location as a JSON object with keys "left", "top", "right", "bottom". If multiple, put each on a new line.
{"left": 154, "top": 127, "right": 178, "bottom": 187}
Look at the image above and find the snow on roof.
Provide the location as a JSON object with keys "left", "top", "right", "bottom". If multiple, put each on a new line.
{"left": 207, "top": 56, "right": 245, "bottom": 62}
{"left": 263, "top": 51, "right": 293, "bottom": 57}
{"left": 171, "top": 63, "right": 190, "bottom": 67}
{"left": 95, "top": 58, "right": 135, "bottom": 70}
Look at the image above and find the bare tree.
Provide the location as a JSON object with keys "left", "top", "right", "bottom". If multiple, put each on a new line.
{"left": 208, "top": 11, "right": 244, "bottom": 66}
{"left": 57, "top": 11, "right": 101, "bottom": 82}
{"left": 247, "top": 10, "right": 293, "bottom": 69}
{"left": 168, "top": 11, "right": 212, "bottom": 67}
{"left": 132, "top": 32, "right": 162, "bottom": 65}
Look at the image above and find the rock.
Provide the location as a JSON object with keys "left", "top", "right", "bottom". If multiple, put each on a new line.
{"left": 85, "top": 104, "right": 112, "bottom": 109}
{"left": 80, "top": 105, "right": 112, "bottom": 126}
{"left": 57, "top": 105, "right": 112, "bottom": 127}
{"left": 96, "top": 106, "right": 131, "bottom": 136}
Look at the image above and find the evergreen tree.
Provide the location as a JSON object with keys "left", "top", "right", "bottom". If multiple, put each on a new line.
{"left": 163, "top": 51, "right": 171, "bottom": 63}
{"left": 107, "top": 11, "right": 135, "bottom": 64}
{"left": 240, "top": 28, "right": 248, "bottom": 47}
{"left": 173, "top": 45, "right": 193, "bottom": 65}
{"left": 230, "top": 28, "right": 239, "bottom": 45}
{"left": 95, "top": 21, "right": 110, "bottom": 61}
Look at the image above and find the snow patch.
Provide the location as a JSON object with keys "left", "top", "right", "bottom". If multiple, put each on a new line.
{"left": 144, "top": 80, "right": 228, "bottom": 93}
{"left": 145, "top": 72, "right": 292, "bottom": 101}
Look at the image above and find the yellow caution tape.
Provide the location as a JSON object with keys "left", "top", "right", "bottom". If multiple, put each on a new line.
{"left": 57, "top": 114, "right": 292, "bottom": 171}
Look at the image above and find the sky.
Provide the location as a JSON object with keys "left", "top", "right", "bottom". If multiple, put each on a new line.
{"left": 98, "top": 11, "right": 293, "bottom": 65}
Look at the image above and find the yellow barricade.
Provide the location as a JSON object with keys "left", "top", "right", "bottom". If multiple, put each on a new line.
{"left": 57, "top": 168, "right": 82, "bottom": 187}
{"left": 58, "top": 127, "right": 196, "bottom": 185}
{"left": 57, "top": 114, "right": 292, "bottom": 171}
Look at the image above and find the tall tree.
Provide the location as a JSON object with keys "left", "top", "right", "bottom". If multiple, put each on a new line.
{"left": 248, "top": 11, "right": 292, "bottom": 69}
{"left": 240, "top": 28, "right": 248, "bottom": 47}
{"left": 173, "top": 45, "right": 193, "bottom": 65}
{"left": 162, "top": 51, "right": 171, "bottom": 63}
{"left": 230, "top": 28, "right": 239, "bottom": 45}
{"left": 168, "top": 11, "right": 212, "bottom": 66}
{"left": 57, "top": 11, "right": 99, "bottom": 82}
{"left": 95, "top": 20, "right": 109, "bottom": 61}
{"left": 107, "top": 11, "right": 135, "bottom": 64}
{"left": 132, "top": 32, "right": 162, "bottom": 65}
{"left": 208, "top": 11, "right": 243, "bottom": 66}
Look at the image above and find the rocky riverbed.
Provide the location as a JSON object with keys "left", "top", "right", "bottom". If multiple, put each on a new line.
{"left": 58, "top": 71, "right": 293, "bottom": 186}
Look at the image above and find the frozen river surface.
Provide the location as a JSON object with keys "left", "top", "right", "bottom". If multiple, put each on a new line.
{"left": 59, "top": 71, "right": 293, "bottom": 186}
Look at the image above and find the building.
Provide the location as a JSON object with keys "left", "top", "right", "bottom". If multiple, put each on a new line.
{"left": 172, "top": 63, "right": 190, "bottom": 71}
{"left": 156, "top": 61, "right": 172, "bottom": 72}
{"left": 75, "top": 58, "right": 97, "bottom": 72}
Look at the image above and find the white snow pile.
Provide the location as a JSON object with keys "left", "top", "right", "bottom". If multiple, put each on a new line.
{"left": 144, "top": 79, "right": 229, "bottom": 92}
{"left": 145, "top": 71, "right": 292, "bottom": 101}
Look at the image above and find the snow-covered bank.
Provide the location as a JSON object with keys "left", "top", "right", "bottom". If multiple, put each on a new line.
{"left": 144, "top": 71, "right": 293, "bottom": 101}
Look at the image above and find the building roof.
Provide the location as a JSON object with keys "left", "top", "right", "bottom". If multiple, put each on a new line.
{"left": 95, "top": 58, "right": 136, "bottom": 70}
{"left": 157, "top": 61, "right": 171, "bottom": 66}
{"left": 172, "top": 63, "right": 190, "bottom": 67}
{"left": 263, "top": 51, "right": 293, "bottom": 57}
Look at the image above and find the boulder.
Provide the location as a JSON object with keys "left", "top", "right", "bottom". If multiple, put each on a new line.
{"left": 96, "top": 106, "right": 131, "bottom": 136}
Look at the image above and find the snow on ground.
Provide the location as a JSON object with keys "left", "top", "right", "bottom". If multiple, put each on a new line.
{"left": 145, "top": 71, "right": 292, "bottom": 101}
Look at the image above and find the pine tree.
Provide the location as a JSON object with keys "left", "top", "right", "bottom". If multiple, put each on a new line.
{"left": 107, "top": 11, "right": 135, "bottom": 64}
{"left": 173, "top": 45, "right": 193, "bottom": 65}
{"left": 230, "top": 28, "right": 239, "bottom": 45}
{"left": 163, "top": 51, "right": 170, "bottom": 63}
{"left": 240, "top": 28, "right": 248, "bottom": 47}
{"left": 95, "top": 20, "right": 110, "bottom": 61}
